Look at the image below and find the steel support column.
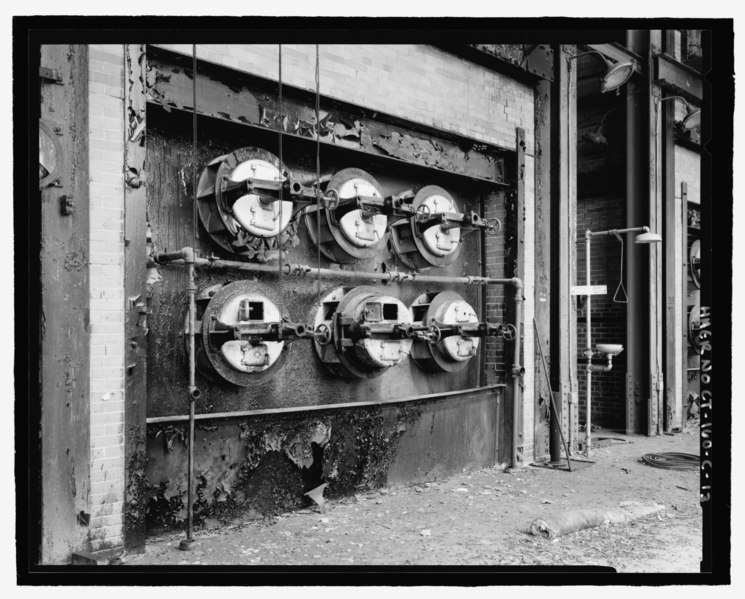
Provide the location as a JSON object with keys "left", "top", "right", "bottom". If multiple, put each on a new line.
{"left": 554, "top": 46, "right": 578, "bottom": 450}
{"left": 534, "top": 76, "right": 552, "bottom": 462}
{"left": 648, "top": 30, "right": 665, "bottom": 436}
{"left": 662, "top": 31, "right": 684, "bottom": 432}
{"left": 625, "top": 31, "right": 651, "bottom": 434}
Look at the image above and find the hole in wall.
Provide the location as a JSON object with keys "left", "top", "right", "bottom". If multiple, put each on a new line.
{"left": 301, "top": 441, "right": 326, "bottom": 494}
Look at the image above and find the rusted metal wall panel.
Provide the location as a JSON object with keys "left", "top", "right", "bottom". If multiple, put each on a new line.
{"left": 140, "top": 47, "right": 516, "bottom": 532}
{"left": 123, "top": 44, "right": 149, "bottom": 551}
{"left": 145, "top": 113, "right": 494, "bottom": 418}
{"left": 39, "top": 44, "right": 91, "bottom": 564}
{"left": 144, "top": 388, "right": 500, "bottom": 529}
{"left": 145, "top": 48, "right": 508, "bottom": 186}
{"left": 387, "top": 389, "right": 501, "bottom": 484}
{"left": 141, "top": 64, "right": 514, "bottom": 531}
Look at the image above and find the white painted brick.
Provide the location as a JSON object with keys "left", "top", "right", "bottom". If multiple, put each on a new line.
{"left": 89, "top": 322, "right": 124, "bottom": 335}
{"left": 105, "top": 423, "right": 124, "bottom": 436}
{"left": 90, "top": 468, "right": 118, "bottom": 484}
{"left": 92, "top": 501, "right": 125, "bottom": 517}
{"left": 104, "top": 445, "right": 124, "bottom": 458}
{"left": 90, "top": 458, "right": 125, "bottom": 475}
{"left": 91, "top": 399, "right": 125, "bottom": 414}
{"left": 90, "top": 411, "right": 124, "bottom": 427}
{"left": 89, "top": 522, "right": 124, "bottom": 539}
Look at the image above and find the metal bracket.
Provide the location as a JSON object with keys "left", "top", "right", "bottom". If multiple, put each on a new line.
{"left": 40, "top": 66, "right": 63, "bottom": 84}
{"left": 524, "top": 45, "right": 555, "bottom": 81}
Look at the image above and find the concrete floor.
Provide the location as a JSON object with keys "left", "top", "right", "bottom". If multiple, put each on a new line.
{"left": 124, "top": 423, "right": 703, "bottom": 573}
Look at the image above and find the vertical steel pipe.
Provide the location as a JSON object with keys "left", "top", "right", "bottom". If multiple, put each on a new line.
{"left": 585, "top": 230, "right": 593, "bottom": 456}
{"left": 179, "top": 247, "right": 199, "bottom": 551}
{"left": 511, "top": 279, "right": 524, "bottom": 469}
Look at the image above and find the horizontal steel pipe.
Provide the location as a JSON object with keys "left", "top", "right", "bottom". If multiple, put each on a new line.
{"left": 153, "top": 249, "right": 522, "bottom": 288}
{"left": 146, "top": 384, "right": 506, "bottom": 425}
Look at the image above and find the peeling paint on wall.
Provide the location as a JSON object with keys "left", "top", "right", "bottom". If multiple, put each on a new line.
{"left": 145, "top": 49, "right": 508, "bottom": 185}
{"left": 144, "top": 405, "right": 422, "bottom": 532}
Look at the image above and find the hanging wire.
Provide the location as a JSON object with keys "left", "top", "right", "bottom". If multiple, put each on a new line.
{"left": 192, "top": 44, "right": 199, "bottom": 245}
{"left": 612, "top": 230, "right": 628, "bottom": 303}
{"left": 315, "top": 44, "right": 322, "bottom": 299}
{"left": 277, "top": 44, "right": 284, "bottom": 280}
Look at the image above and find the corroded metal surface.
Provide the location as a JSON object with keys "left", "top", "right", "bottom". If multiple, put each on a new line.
{"left": 145, "top": 47, "right": 508, "bottom": 185}
{"left": 39, "top": 44, "right": 92, "bottom": 564}
{"left": 143, "top": 60, "right": 513, "bottom": 534}
{"left": 146, "top": 121, "right": 490, "bottom": 419}
{"left": 145, "top": 388, "right": 499, "bottom": 529}
{"left": 124, "top": 44, "right": 150, "bottom": 551}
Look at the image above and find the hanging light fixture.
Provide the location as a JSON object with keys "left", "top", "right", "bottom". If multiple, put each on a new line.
{"left": 569, "top": 49, "right": 636, "bottom": 93}
{"left": 634, "top": 230, "right": 663, "bottom": 244}
{"left": 656, "top": 95, "right": 701, "bottom": 131}
{"left": 583, "top": 106, "right": 618, "bottom": 145}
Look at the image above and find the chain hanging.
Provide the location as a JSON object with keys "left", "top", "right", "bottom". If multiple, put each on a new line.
{"left": 192, "top": 44, "right": 199, "bottom": 246}
{"left": 277, "top": 44, "right": 284, "bottom": 281}
{"left": 315, "top": 44, "right": 322, "bottom": 299}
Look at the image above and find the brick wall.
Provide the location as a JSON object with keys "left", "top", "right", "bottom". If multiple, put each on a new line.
{"left": 576, "top": 196, "right": 627, "bottom": 430}
{"left": 88, "top": 44, "right": 126, "bottom": 552}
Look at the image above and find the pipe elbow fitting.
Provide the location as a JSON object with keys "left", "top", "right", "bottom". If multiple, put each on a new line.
{"left": 182, "top": 247, "right": 195, "bottom": 264}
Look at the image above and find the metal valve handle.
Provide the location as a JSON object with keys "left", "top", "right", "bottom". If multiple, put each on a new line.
{"left": 428, "top": 324, "right": 442, "bottom": 343}
{"left": 414, "top": 203, "right": 431, "bottom": 221}
{"left": 500, "top": 323, "right": 517, "bottom": 341}
{"left": 323, "top": 188, "right": 339, "bottom": 211}
{"left": 314, "top": 323, "right": 333, "bottom": 346}
{"left": 484, "top": 218, "right": 502, "bottom": 235}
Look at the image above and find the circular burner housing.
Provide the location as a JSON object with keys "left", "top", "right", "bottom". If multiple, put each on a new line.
{"left": 198, "top": 281, "right": 287, "bottom": 386}
{"left": 389, "top": 185, "right": 463, "bottom": 270}
{"left": 196, "top": 147, "right": 295, "bottom": 256}
{"left": 313, "top": 286, "right": 413, "bottom": 379}
{"left": 409, "top": 291, "right": 480, "bottom": 373}
{"left": 305, "top": 168, "right": 388, "bottom": 264}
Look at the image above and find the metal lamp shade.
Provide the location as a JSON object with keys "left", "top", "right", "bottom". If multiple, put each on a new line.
{"left": 634, "top": 231, "right": 662, "bottom": 244}
{"left": 682, "top": 104, "right": 702, "bottom": 130}
{"left": 601, "top": 59, "right": 635, "bottom": 93}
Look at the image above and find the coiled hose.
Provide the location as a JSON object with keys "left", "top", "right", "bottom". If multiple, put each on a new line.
{"left": 641, "top": 452, "right": 699, "bottom": 471}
